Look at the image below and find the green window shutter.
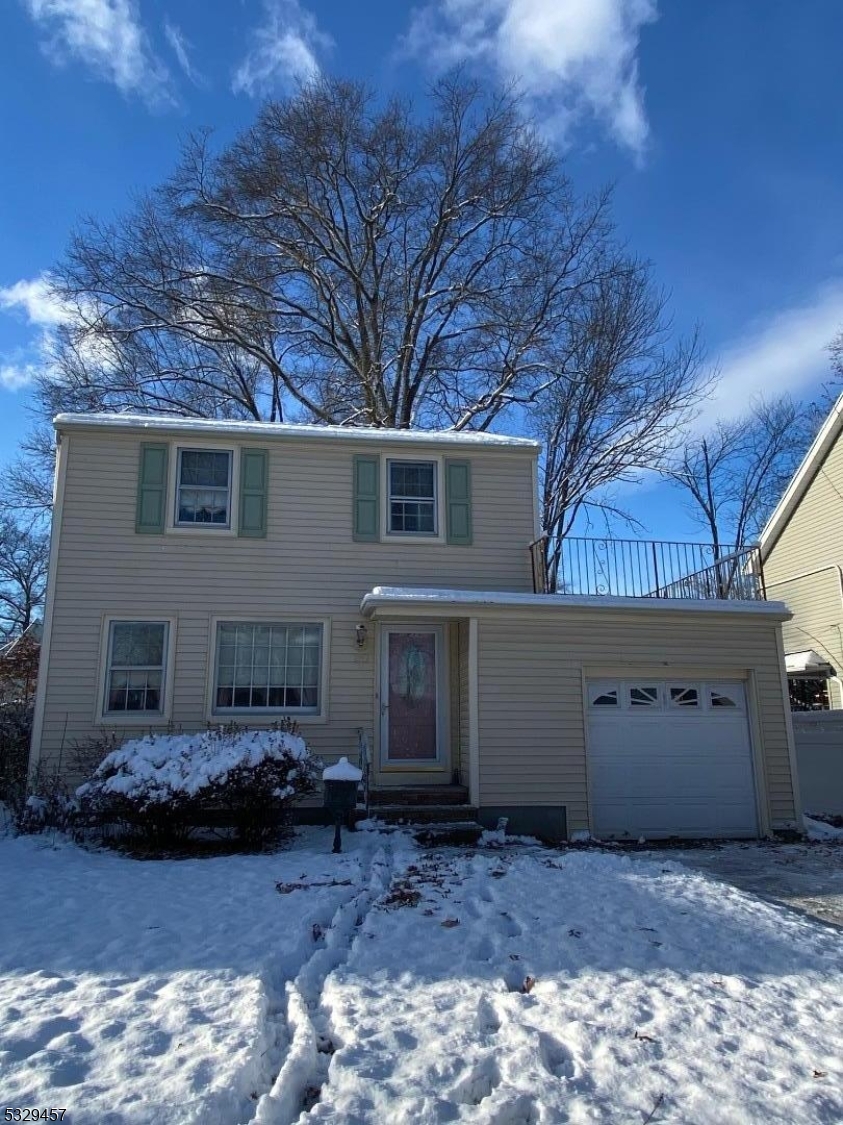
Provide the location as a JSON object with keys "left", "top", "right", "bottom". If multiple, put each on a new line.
{"left": 446, "top": 460, "right": 473, "bottom": 545}
{"left": 135, "top": 443, "right": 169, "bottom": 534}
{"left": 239, "top": 448, "right": 268, "bottom": 538}
{"left": 353, "top": 454, "right": 380, "bottom": 541}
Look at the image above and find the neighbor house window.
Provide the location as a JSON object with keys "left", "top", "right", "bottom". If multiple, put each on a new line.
{"left": 789, "top": 676, "right": 831, "bottom": 712}
{"left": 104, "top": 621, "right": 168, "bottom": 714}
{"left": 388, "top": 460, "right": 437, "bottom": 535}
{"left": 176, "top": 449, "right": 232, "bottom": 526}
{"left": 214, "top": 622, "right": 323, "bottom": 713}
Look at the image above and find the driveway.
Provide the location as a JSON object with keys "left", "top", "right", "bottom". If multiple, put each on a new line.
{"left": 647, "top": 840, "right": 843, "bottom": 928}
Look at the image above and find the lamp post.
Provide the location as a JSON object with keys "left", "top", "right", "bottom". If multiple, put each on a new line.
{"left": 322, "top": 757, "right": 363, "bottom": 853}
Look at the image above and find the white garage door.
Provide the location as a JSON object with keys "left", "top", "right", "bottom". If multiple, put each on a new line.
{"left": 586, "top": 679, "right": 758, "bottom": 839}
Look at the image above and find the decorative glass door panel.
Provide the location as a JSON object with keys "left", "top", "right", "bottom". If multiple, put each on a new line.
{"left": 384, "top": 630, "right": 439, "bottom": 761}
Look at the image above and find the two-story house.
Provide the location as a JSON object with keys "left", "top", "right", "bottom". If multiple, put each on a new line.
{"left": 760, "top": 393, "right": 843, "bottom": 711}
{"left": 29, "top": 413, "right": 801, "bottom": 840}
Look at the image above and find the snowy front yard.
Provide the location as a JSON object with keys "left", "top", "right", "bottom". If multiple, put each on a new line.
{"left": 2, "top": 830, "right": 842, "bottom": 1124}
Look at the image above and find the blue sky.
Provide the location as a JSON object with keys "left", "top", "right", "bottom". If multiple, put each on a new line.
{"left": 2, "top": 0, "right": 843, "bottom": 540}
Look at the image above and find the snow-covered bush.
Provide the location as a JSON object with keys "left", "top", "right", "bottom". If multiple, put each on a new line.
{"left": 76, "top": 722, "right": 320, "bottom": 850}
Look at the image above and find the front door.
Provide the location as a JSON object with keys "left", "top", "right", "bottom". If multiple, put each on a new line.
{"left": 381, "top": 627, "right": 444, "bottom": 764}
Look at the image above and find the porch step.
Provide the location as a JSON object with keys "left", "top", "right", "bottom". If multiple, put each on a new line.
{"left": 366, "top": 803, "right": 479, "bottom": 825}
{"left": 368, "top": 785, "right": 469, "bottom": 807}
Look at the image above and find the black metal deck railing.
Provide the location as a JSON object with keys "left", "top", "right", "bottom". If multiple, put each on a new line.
{"left": 529, "top": 536, "right": 766, "bottom": 601}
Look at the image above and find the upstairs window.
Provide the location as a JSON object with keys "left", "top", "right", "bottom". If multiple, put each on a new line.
{"left": 176, "top": 449, "right": 232, "bottom": 527}
{"left": 104, "top": 621, "right": 168, "bottom": 714}
{"left": 388, "top": 460, "right": 437, "bottom": 535}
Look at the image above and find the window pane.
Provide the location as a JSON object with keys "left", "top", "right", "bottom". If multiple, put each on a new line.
{"left": 630, "top": 686, "right": 659, "bottom": 707}
{"left": 180, "top": 450, "right": 231, "bottom": 487}
{"left": 390, "top": 462, "right": 434, "bottom": 499}
{"left": 111, "top": 622, "right": 165, "bottom": 666}
{"left": 670, "top": 686, "right": 699, "bottom": 707}
{"left": 710, "top": 690, "right": 737, "bottom": 709}
{"left": 215, "top": 623, "right": 322, "bottom": 712}
{"left": 592, "top": 692, "right": 618, "bottom": 706}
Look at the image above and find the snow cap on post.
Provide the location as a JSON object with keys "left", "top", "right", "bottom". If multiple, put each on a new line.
{"left": 322, "top": 756, "right": 363, "bottom": 782}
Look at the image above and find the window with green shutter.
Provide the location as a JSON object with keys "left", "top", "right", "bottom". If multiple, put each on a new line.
{"left": 239, "top": 448, "right": 268, "bottom": 537}
{"left": 135, "top": 443, "right": 169, "bottom": 534}
{"left": 353, "top": 454, "right": 380, "bottom": 541}
{"left": 445, "top": 459, "right": 472, "bottom": 545}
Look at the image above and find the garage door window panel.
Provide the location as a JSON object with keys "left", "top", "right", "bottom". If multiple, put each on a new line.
{"left": 709, "top": 684, "right": 743, "bottom": 710}
{"left": 669, "top": 685, "right": 699, "bottom": 708}
{"left": 629, "top": 685, "right": 660, "bottom": 707}
{"left": 588, "top": 683, "right": 619, "bottom": 707}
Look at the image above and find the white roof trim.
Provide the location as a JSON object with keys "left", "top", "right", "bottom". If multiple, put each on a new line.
{"left": 784, "top": 650, "right": 833, "bottom": 674}
{"left": 760, "top": 392, "right": 843, "bottom": 559}
{"left": 53, "top": 412, "right": 541, "bottom": 451}
{"left": 360, "top": 585, "right": 791, "bottom": 619}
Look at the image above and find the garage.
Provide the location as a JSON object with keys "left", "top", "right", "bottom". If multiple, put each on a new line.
{"left": 586, "top": 679, "right": 759, "bottom": 839}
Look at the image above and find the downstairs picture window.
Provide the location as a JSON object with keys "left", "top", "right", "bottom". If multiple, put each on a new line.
{"left": 104, "top": 621, "right": 168, "bottom": 714}
{"left": 214, "top": 622, "right": 323, "bottom": 713}
{"left": 789, "top": 676, "right": 831, "bottom": 712}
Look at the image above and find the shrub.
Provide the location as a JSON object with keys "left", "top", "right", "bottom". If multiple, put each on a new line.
{"left": 76, "top": 721, "right": 320, "bottom": 850}
{"left": 0, "top": 701, "right": 32, "bottom": 812}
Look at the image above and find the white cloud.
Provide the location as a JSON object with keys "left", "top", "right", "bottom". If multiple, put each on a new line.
{"left": 0, "top": 274, "right": 73, "bottom": 393}
{"left": 232, "top": 0, "right": 332, "bottom": 97}
{"left": 22, "top": 0, "right": 172, "bottom": 105}
{"left": 401, "top": 0, "right": 657, "bottom": 156}
{"left": 696, "top": 281, "right": 843, "bottom": 431}
{"left": 0, "top": 363, "right": 40, "bottom": 391}
{"left": 0, "top": 276, "right": 69, "bottom": 328}
{"left": 163, "top": 19, "right": 204, "bottom": 87}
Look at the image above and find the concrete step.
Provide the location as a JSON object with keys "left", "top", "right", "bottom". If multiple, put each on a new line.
{"left": 365, "top": 804, "right": 479, "bottom": 824}
{"left": 369, "top": 785, "right": 469, "bottom": 807}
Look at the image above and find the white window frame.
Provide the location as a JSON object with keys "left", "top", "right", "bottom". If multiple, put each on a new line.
{"left": 207, "top": 616, "right": 331, "bottom": 724}
{"left": 167, "top": 444, "right": 239, "bottom": 536}
{"left": 95, "top": 614, "right": 177, "bottom": 725}
{"left": 382, "top": 455, "right": 446, "bottom": 543}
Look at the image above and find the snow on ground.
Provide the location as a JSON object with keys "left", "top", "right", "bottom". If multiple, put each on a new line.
{"left": 0, "top": 829, "right": 388, "bottom": 1124}
{"left": 2, "top": 832, "right": 843, "bottom": 1124}
{"left": 805, "top": 815, "right": 843, "bottom": 842}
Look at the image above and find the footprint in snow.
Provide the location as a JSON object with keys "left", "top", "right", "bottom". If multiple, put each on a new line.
{"left": 451, "top": 1055, "right": 502, "bottom": 1106}
{"left": 538, "top": 1031, "right": 575, "bottom": 1079}
{"left": 475, "top": 995, "right": 502, "bottom": 1034}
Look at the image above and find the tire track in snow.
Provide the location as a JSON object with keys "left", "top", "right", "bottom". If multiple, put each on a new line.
{"left": 248, "top": 843, "right": 394, "bottom": 1125}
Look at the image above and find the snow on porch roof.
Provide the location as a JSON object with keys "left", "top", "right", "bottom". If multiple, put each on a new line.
{"left": 785, "top": 650, "right": 834, "bottom": 674}
{"left": 53, "top": 413, "right": 541, "bottom": 451}
{"left": 360, "top": 586, "right": 792, "bottom": 619}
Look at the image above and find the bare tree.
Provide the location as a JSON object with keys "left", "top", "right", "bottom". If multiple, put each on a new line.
{"left": 1, "top": 425, "right": 56, "bottom": 520}
{"left": 40, "top": 76, "right": 632, "bottom": 431}
{"left": 0, "top": 517, "right": 49, "bottom": 639}
{"left": 534, "top": 260, "right": 705, "bottom": 588}
{"left": 666, "top": 395, "right": 812, "bottom": 555}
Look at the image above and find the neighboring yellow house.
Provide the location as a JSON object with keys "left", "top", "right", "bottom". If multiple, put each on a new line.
{"left": 760, "top": 394, "right": 843, "bottom": 711}
{"left": 30, "top": 413, "right": 802, "bottom": 840}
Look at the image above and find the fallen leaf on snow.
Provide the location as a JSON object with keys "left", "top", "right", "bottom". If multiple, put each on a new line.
{"left": 441, "top": 917, "right": 460, "bottom": 928}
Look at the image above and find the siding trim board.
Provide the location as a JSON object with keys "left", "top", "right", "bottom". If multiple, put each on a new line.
{"left": 28, "top": 433, "right": 69, "bottom": 779}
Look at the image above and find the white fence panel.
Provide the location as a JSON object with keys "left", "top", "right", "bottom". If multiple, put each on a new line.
{"left": 792, "top": 712, "right": 843, "bottom": 815}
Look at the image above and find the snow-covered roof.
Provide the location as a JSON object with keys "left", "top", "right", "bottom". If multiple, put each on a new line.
{"left": 784, "top": 649, "right": 833, "bottom": 674}
{"left": 53, "top": 412, "right": 541, "bottom": 451}
{"left": 360, "top": 586, "right": 791, "bottom": 619}
{"left": 760, "top": 391, "right": 843, "bottom": 559}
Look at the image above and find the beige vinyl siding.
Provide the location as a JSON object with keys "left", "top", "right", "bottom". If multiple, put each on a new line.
{"left": 477, "top": 610, "right": 796, "bottom": 833}
{"left": 37, "top": 428, "right": 536, "bottom": 777}
{"left": 764, "top": 432, "right": 843, "bottom": 698}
